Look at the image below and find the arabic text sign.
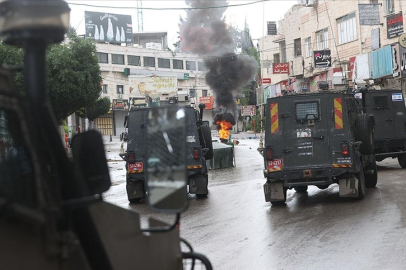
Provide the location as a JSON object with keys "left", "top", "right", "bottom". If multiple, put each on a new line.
{"left": 129, "top": 75, "right": 177, "bottom": 97}
{"left": 387, "top": 12, "right": 404, "bottom": 39}
{"left": 241, "top": 105, "right": 256, "bottom": 116}
{"left": 358, "top": 4, "right": 380, "bottom": 25}
{"left": 272, "top": 63, "right": 289, "bottom": 74}
{"left": 313, "top": 50, "right": 332, "bottom": 68}
{"left": 112, "top": 99, "right": 129, "bottom": 111}
{"left": 199, "top": 96, "right": 215, "bottom": 110}
{"left": 267, "top": 21, "right": 277, "bottom": 35}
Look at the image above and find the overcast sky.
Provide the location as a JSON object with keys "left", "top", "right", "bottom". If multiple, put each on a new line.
{"left": 67, "top": 0, "right": 296, "bottom": 48}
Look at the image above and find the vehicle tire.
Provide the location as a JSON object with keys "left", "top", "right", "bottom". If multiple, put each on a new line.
{"left": 355, "top": 114, "right": 374, "bottom": 155}
{"left": 196, "top": 194, "right": 208, "bottom": 198}
{"left": 365, "top": 156, "right": 378, "bottom": 188}
{"left": 398, "top": 154, "right": 406, "bottom": 168}
{"left": 355, "top": 169, "right": 366, "bottom": 200}
{"left": 270, "top": 187, "right": 287, "bottom": 206}
{"left": 200, "top": 125, "right": 214, "bottom": 160}
{"left": 294, "top": 186, "right": 308, "bottom": 193}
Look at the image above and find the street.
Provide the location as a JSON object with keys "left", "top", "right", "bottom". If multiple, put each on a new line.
{"left": 104, "top": 136, "right": 406, "bottom": 270}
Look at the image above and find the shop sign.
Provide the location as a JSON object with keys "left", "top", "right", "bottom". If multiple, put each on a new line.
{"left": 387, "top": 12, "right": 404, "bottom": 39}
{"left": 112, "top": 99, "right": 129, "bottom": 111}
{"left": 199, "top": 96, "right": 215, "bottom": 110}
{"left": 314, "top": 50, "right": 331, "bottom": 68}
{"left": 272, "top": 63, "right": 289, "bottom": 74}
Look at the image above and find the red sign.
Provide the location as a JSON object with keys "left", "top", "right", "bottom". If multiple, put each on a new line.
{"left": 267, "top": 159, "right": 283, "bottom": 171}
{"left": 272, "top": 63, "right": 289, "bottom": 74}
{"left": 241, "top": 105, "right": 256, "bottom": 116}
{"left": 349, "top": 56, "right": 356, "bottom": 80}
{"left": 199, "top": 96, "right": 215, "bottom": 110}
{"left": 262, "top": 78, "right": 271, "bottom": 84}
{"left": 129, "top": 162, "right": 143, "bottom": 171}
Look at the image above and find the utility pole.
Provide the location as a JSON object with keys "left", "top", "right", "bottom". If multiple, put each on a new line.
{"left": 259, "top": 0, "right": 265, "bottom": 149}
{"left": 136, "top": 0, "right": 144, "bottom": 32}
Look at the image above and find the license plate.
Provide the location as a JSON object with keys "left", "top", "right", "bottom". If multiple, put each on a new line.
{"left": 129, "top": 162, "right": 143, "bottom": 171}
{"left": 267, "top": 159, "right": 283, "bottom": 171}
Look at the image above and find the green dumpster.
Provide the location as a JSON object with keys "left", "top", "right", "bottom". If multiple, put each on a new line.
{"left": 207, "top": 141, "right": 235, "bottom": 170}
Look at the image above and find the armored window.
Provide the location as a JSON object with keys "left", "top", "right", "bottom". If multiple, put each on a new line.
{"left": 173, "top": 59, "right": 184, "bottom": 70}
{"left": 158, "top": 58, "right": 171, "bottom": 68}
{"left": 295, "top": 102, "right": 320, "bottom": 120}
{"left": 143, "top": 56, "right": 156, "bottom": 67}
{"left": 96, "top": 52, "right": 108, "bottom": 63}
{"left": 112, "top": 54, "right": 125, "bottom": 65}
{"left": 128, "top": 55, "right": 141, "bottom": 66}
{"left": 373, "top": 96, "right": 388, "bottom": 108}
{"left": 186, "top": 61, "right": 196, "bottom": 71}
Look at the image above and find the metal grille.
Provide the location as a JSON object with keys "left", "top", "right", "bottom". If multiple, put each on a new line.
{"left": 111, "top": 54, "right": 125, "bottom": 65}
{"left": 173, "top": 59, "right": 184, "bottom": 70}
{"left": 373, "top": 96, "right": 388, "bottom": 108}
{"left": 96, "top": 52, "right": 108, "bottom": 63}
{"left": 143, "top": 56, "right": 155, "bottom": 67}
{"left": 296, "top": 102, "right": 319, "bottom": 120}
{"left": 158, "top": 58, "right": 170, "bottom": 68}
{"left": 128, "top": 55, "right": 140, "bottom": 66}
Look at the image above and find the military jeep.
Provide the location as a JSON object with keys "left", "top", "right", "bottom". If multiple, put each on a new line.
{"left": 261, "top": 91, "right": 377, "bottom": 205}
{"left": 123, "top": 104, "right": 213, "bottom": 203}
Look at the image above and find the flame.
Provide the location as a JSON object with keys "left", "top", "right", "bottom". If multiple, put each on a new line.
{"left": 216, "top": 120, "right": 233, "bottom": 140}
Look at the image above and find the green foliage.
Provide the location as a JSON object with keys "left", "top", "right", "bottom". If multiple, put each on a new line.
{"left": 80, "top": 97, "right": 111, "bottom": 121}
{"left": 244, "top": 109, "right": 265, "bottom": 132}
{"left": 0, "top": 41, "right": 24, "bottom": 92}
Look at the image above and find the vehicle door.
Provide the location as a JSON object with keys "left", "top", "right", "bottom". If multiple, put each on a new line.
{"left": 368, "top": 91, "right": 397, "bottom": 140}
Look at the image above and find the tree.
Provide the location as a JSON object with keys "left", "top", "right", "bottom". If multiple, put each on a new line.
{"left": 0, "top": 31, "right": 102, "bottom": 125}
{"left": 78, "top": 97, "right": 111, "bottom": 129}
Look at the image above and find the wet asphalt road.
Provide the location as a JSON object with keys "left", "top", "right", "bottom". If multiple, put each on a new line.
{"left": 104, "top": 139, "right": 406, "bottom": 270}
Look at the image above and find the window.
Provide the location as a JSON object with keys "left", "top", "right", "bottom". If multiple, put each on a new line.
{"left": 173, "top": 59, "right": 184, "bottom": 70}
{"left": 337, "top": 12, "right": 357, "bottom": 44}
{"left": 202, "top": 90, "right": 208, "bottom": 97}
{"left": 102, "top": 84, "right": 108, "bottom": 94}
{"left": 295, "top": 102, "right": 320, "bottom": 120}
{"left": 186, "top": 61, "right": 196, "bottom": 71}
{"left": 117, "top": 85, "right": 124, "bottom": 94}
{"left": 128, "top": 55, "right": 141, "bottom": 66}
{"left": 111, "top": 54, "right": 124, "bottom": 65}
{"left": 96, "top": 52, "right": 108, "bottom": 63}
{"left": 198, "top": 62, "right": 206, "bottom": 71}
{"left": 316, "top": 28, "right": 329, "bottom": 50}
{"left": 373, "top": 96, "right": 389, "bottom": 108}
{"left": 158, "top": 58, "right": 171, "bottom": 68}
{"left": 280, "top": 41, "right": 287, "bottom": 62}
{"left": 294, "top": 38, "right": 302, "bottom": 57}
{"left": 143, "top": 56, "right": 155, "bottom": 67}
{"left": 385, "top": 0, "right": 395, "bottom": 14}
{"left": 304, "top": 37, "right": 312, "bottom": 58}
{"left": 273, "top": 53, "right": 280, "bottom": 64}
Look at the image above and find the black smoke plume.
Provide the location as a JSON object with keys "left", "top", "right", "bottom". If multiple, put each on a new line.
{"left": 180, "top": 0, "right": 258, "bottom": 123}
{"left": 213, "top": 112, "right": 236, "bottom": 128}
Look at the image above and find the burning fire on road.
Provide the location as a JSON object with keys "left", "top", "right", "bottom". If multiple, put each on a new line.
{"left": 214, "top": 112, "right": 236, "bottom": 143}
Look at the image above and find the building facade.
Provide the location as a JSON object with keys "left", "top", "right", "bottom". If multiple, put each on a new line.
{"left": 259, "top": 0, "right": 406, "bottom": 100}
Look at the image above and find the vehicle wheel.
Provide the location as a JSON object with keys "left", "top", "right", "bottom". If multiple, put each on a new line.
{"left": 294, "top": 186, "right": 308, "bottom": 193}
{"left": 196, "top": 194, "right": 208, "bottom": 198}
{"left": 398, "top": 154, "right": 406, "bottom": 168}
{"left": 270, "top": 187, "right": 287, "bottom": 206}
{"left": 200, "top": 125, "right": 214, "bottom": 160}
{"left": 355, "top": 114, "right": 374, "bottom": 155}
{"left": 365, "top": 156, "right": 378, "bottom": 188}
{"left": 355, "top": 168, "right": 366, "bottom": 200}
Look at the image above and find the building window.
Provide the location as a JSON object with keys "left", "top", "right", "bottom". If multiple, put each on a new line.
{"left": 117, "top": 85, "right": 124, "bottom": 94}
{"left": 186, "top": 61, "right": 196, "bottom": 71}
{"left": 337, "top": 12, "right": 357, "bottom": 44}
{"left": 202, "top": 90, "right": 208, "bottom": 97}
{"left": 385, "top": 0, "right": 395, "bottom": 14}
{"left": 96, "top": 52, "right": 108, "bottom": 63}
{"left": 128, "top": 55, "right": 141, "bottom": 66}
{"left": 304, "top": 37, "right": 312, "bottom": 57}
{"left": 102, "top": 84, "right": 108, "bottom": 94}
{"left": 143, "top": 56, "right": 155, "bottom": 67}
{"left": 280, "top": 41, "right": 287, "bottom": 62}
{"left": 198, "top": 62, "right": 206, "bottom": 71}
{"left": 173, "top": 59, "right": 184, "bottom": 70}
{"left": 158, "top": 58, "right": 171, "bottom": 68}
{"left": 316, "top": 28, "right": 329, "bottom": 50}
{"left": 111, "top": 54, "right": 125, "bottom": 65}
{"left": 294, "top": 38, "right": 302, "bottom": 57}
{"left": 273, "top": 53, "right": 280, "bottom": 64}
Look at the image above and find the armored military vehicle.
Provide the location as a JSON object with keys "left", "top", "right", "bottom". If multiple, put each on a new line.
{"left": 261, "top": 89, "right": 377, "bottom": 205}
{"left": 356, "top": 89, "right": 406, "bottom": 168}
{"left": 123, "top": 104, "right": 213, "bottom": 203}
{"left": 0, "top": 0, "right": 212, "bottom": 268}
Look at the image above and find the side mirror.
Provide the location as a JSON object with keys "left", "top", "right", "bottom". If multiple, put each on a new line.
{"left": 146, "top": 106, "right": 188, "bottom": 213}
{"left": 71, "top": 130, "right": 111, "bottom": 196}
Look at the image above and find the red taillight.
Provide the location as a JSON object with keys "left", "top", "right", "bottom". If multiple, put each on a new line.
{"left": 266, "top": 147, "right": 273, "bottom": 160}
{"left": 128, "top": 153, "right": 135, "bottom": 163}
{"left": 341, "top": 142, "right": 349, "bottom": 156}
{"left": 193, "top": 148, "right": 199, "bottom": 159}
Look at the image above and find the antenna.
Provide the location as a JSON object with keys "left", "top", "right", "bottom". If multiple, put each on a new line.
{"left": 136, "top": 0, "right": 144, "bottom": 32}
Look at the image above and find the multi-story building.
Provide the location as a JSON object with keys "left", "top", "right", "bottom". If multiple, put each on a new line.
{"left": 91, "top": 32, "right": 212, "bottom": 136}
{"left": 259, "top": 0, "right": 406, "bottom": 100}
